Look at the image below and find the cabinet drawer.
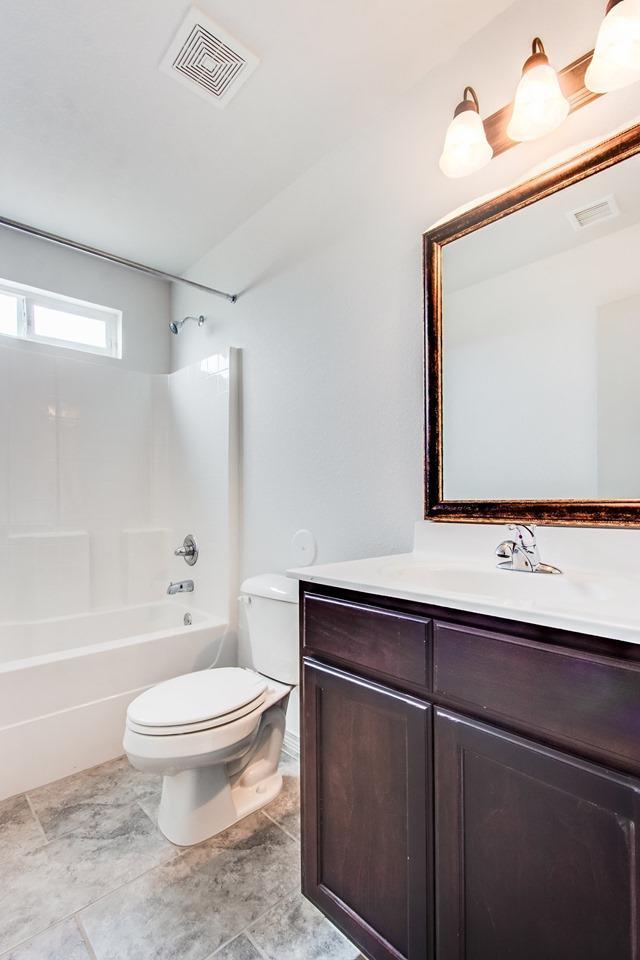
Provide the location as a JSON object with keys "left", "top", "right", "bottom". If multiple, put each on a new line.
{"left": 433, "top": 621, "right": 640, "bottom": 770}
{"left": 303, "top": 593, "right": 431, "bottom": 692}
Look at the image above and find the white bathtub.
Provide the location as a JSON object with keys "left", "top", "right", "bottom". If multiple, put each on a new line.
{"left": 0, "top": 602, "right": 232, "bottom": 800}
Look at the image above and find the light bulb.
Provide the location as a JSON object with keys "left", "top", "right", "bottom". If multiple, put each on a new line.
{"left": 507, "top": 38, "right": 570, "bottom": 142}
{"left": 439, "top": 87, "right": 493, "bottom": 179}
{"left": 586, "top": 0, "right": 640, "bottom": 92}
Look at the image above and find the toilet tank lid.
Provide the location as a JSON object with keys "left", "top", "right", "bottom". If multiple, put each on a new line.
{"left": 240, "top": 574, "right": 298, "bottom": 604}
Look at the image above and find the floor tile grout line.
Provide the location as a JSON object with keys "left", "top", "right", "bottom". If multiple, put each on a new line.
{"left": 3, "top": 766, "right": 302, "bottom": 959}
{"left": 0, "top": 843, "right": 180, "bottom": 958}
{"left": 0, "top": 921, "right": 48, "bottom": 960}
{"left": 261, "top": 808, "right": 300, "bottom": 845}
{"left": 240, "top": 881, "right": 304, "bottom": 958}
{"left": 8, "top": 793, "right": 164, "bottom": 852}
{"left": 201, "top": 881, "right": 301, "bottom": 960}
{"left": 184, "top": 815, "right": 301, "bottom": 960}
{"left": 244, "top": 930, "right": 271, "bottom": 959}
{"left": 31, "top": 809, "right": 295, "bottom": 955}
{"left": 74, "top": 914, "right": 99, "bottom": 960}
{"left": 135, "top": 796, "right": 160, "bottom": 829}
{"left": 5, "top": 802, "right": 292, "bottom": 957}
{"left": 0, "top": 914, "right": 95, "bottom": 960}
{"left": 23, "top": 792, "right": 48, "bottom": 843}
{"left": 201, "top": 930, "right": 260, "bottom": 960}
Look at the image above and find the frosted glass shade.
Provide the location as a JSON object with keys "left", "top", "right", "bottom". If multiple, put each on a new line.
{"left": 507, "top": 62, "right": 570, "bottom": 142}
{"left": 586, "top": 0, "right": 640, "bottom": 92}
{"left": 439, "top": 109, "right": 493, "bottom": 179}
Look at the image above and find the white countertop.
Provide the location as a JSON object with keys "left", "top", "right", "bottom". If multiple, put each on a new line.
{"left": 288, "top": 523, "right": 640, "bottom": 646}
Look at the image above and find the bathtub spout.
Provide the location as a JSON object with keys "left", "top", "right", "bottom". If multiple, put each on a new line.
{"left": 167, "top": 580, "right": 194, "bottom": 595}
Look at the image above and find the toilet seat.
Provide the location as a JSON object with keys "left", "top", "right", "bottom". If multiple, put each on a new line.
{"left": 126, "top": 668, "right": 267, "bottom": 737}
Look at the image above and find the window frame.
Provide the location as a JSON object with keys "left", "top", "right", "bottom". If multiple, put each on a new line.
{"left": 0, "top": 277, "right": 122, "bottom": 358}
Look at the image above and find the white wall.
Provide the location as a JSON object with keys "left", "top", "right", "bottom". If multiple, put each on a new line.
{"left": 169, "top": 0, "right": 640, "bottom": 581}
{"left": 0, "top": 226, "right": 172, "bottom": 373}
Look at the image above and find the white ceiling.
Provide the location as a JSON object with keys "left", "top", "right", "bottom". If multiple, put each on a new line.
{"left": 0, "top": 0, "right": 513, "bottom": 272}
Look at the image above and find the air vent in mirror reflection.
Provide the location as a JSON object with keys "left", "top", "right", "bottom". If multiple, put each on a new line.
{"left": 566, "top": 193, "right": 620, "bottom": 231}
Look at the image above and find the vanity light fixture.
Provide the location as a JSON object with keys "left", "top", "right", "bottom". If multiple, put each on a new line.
{"left": 586, "top": 0, "right": 640, "bottom": 92}
{"left": 507, "top": 38, "right": 570, "bottom": 142}
{"left": 439, "top": 87, "right": 493, "bottom": 179}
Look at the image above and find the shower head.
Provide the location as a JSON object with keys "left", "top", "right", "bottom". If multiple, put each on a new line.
{"left": 169, "top": 315, "right": 205, "bottom": 335}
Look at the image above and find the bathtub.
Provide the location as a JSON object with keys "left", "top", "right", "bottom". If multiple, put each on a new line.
{"left": 0, "top": 602, "right": 232, "bottom": 800}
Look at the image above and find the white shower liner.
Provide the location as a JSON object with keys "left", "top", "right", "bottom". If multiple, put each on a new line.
{"left": 0, "top": 602, "right": 231, "bottom": 800}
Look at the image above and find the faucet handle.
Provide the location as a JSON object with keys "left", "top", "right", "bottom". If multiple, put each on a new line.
{"left": 508, "top": 523, "right": 536, "bottom": 545}
{"left": 174, "top": 534, "right": 198, "bottom": 566}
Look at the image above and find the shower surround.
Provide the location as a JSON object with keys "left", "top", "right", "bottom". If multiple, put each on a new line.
{"left": 0, "top": 342, "right": 239, "bottom": 798}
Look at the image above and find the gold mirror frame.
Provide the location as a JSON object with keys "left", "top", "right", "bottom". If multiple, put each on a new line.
{"left": 423, "top": 123, "right": 640, "bottom": 526}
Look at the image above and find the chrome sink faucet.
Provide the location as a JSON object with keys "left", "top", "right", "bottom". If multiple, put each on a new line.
{"left": 495, "top": 524, "right": 562, "bottom": 575}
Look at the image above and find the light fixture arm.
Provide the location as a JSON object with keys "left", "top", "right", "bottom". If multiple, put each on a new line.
{"left": 463, "top": 86, "right": 480, "bottom": 110}
{"left": 522, "top": 37, "right": 550, "bottom": 73}
{"left": 454, "top": 86, "right": 481, "bottom": 117}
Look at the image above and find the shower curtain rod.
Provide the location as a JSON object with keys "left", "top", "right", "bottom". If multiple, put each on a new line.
{"left": 0, "top": 214, "right": 238, "bottom": 303}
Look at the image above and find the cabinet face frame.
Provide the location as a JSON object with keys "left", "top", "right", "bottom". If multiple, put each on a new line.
{"left": 423, "top": 122, "right": 640, "bottom": 526}
{"left": 301, "top": 658, "right": 434, "bottom": 960}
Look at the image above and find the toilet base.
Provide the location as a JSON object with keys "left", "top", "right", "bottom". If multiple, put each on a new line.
{"left": 156, "top": 703, "right": 287, "bottom": 846}
{"left": 157, "top": 766, "right": 283, "bottom": 846}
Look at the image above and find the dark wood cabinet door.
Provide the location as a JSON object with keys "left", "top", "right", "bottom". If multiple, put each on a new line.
{"left": 302, "top": 658, "right": 432, "bottom": 960}
{"left": 435, "top": 709, "right": 640, "bottom": 960}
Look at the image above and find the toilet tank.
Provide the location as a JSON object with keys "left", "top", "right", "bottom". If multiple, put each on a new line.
{"left": 239, "top": 574, "right": 299, "bottom": 685}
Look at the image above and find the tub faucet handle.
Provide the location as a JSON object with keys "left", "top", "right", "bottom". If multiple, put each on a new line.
{"left": 174, "top": 534, "right": 198, "bottom": 566}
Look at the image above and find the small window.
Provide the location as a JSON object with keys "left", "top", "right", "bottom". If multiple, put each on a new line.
{"left": 0, "top": 291, "right": 19, "bottom": 337}
{"left": 0, "top": 277, "right": 121, "bottom": 358}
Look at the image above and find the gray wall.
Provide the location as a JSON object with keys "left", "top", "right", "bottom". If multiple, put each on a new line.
{"left": 0, "top": 226, "right": 171, "bottom": 373}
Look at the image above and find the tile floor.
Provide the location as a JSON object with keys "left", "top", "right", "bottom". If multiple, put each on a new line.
{"left": 0, "top": 753, "right": 364, "bottom": 960}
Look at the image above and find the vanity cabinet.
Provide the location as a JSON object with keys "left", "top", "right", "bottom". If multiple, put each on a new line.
{"left": 300, "top": 584, "right": 640, "bottom": 960}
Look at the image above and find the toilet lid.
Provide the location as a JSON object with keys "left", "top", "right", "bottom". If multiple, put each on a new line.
{"left": 127, "top": 668, "right": 267, "bottom": 729}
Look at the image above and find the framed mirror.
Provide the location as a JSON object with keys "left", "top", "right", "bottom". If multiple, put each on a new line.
{"left": 423, "top": 123, "right": 640, "bottom": 526}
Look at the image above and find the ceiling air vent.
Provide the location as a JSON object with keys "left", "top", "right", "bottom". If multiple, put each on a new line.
{"left": 566, "top": 194, "right": 620, "bottom": 231}
{"left": 160, "top": 8, "right": 259, "bottom": 108}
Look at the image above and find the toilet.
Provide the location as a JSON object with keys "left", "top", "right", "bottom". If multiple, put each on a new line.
{"left": 123, "top": 574, "right": 298, "bottom": 846}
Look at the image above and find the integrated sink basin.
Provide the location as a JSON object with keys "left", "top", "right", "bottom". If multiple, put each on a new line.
{"left": 377, "top": 561, "right": 613, "bottom": 611}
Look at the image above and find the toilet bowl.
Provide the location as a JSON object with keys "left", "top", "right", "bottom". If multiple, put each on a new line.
{"left": 124, "top": 666, "right": 291, "bottom": 846}
{"left": 124, "top": 572, "right": 299, "bottom": 846}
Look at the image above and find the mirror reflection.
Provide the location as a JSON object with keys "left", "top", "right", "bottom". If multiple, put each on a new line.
{"left": 442, "top": 151, "right": 640, "bottom": 501}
